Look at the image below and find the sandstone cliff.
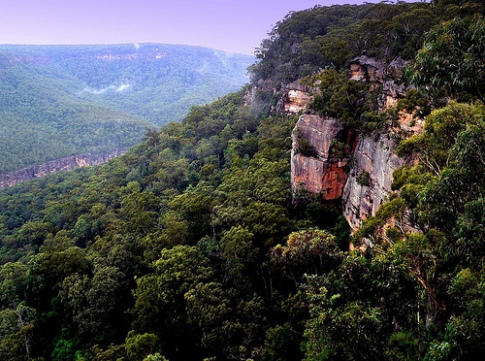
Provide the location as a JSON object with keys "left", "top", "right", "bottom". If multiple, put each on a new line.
{"left": 291, "top": 115, "right": 356, "bottom": 200}
{"left": 342, "top": 134, "right": 405, "bottom": 229}
{"left": 0, "top": 149, "right": 127, "bottom": 189}
{"left": 290, "top": 56, "right": 422, "bottom": 230}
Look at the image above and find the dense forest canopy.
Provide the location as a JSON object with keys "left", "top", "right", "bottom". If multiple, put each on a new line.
{"left": 1, "top": 1, "right": 485, "bottom": 360}
{"left": 251, "top": 0, "right": 482, "bottom": 86}
{"left": 0, "top": 44, "right": 252, "bottom": 173}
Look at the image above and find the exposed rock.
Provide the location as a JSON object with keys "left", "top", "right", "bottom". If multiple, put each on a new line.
{"left": 350, "top": 56, "right": 411, "bottom": 112}
{"left": 290, "top": 56, "right": 421, "bottom": 230}
{"left": 342, "top": 134, "right": 406, "bottom": 230}
{"left": 388, "top": 57, "right": 410, "bottom": 78}
{"left": 283, "top": 80, "right": 312, "bottom": 113}
{"left": 321, "top": 162, "right": 349, "bottom": 200}
{"left": 292, "top": 154, "right": 328, "bottom": 195}
{"left": 291, "top": 115, "right": 355, "bottom": 200}
{"left": 293, "top": 115, "right": 344, "bottom": 159}
{"left": 349, "top": 56, "right": 385, "bottom": 83}
{"left": 0, "top": 149, "right": 128, "bottom": 189}
{"left": 398, "top": 110, "right": 424, "bottom": 135}
{"left": 284, "top": 89, "right": 312, "bottom": 113}
{"left": 285, "top": 80, "right": 309, "bottom": 92}
{"left": 341, "top": 100, "right": 423, "bottom": 230}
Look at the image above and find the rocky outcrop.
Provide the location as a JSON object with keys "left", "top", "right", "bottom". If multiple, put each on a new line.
{"left": 291, "top": 115, "right": 356, "bottom": 200}
{"left": 291, "top": 114, "right": 419, "bottom": 229}
{"left": 283, "top": 80, "right": 313, "bottom": 113}
{"left": 284, "top": 89, "right": 312, "bottom": 113}
{"left": 351, "top": 56, "right": 410, "bottom": 111}
{"left": 342, "top": 111, "right": 422, "bottom": 229}
{"left": 343, "top": 57, "right": 420, "bottom": 229}
{"left": 290, "top": 56, "right": 422, "bottom": 230}
{"left": 0, "top": 149, "right": 128, "bottom": 189}
{"left": 349, "top": 56, "right": 385, "bottom": 83}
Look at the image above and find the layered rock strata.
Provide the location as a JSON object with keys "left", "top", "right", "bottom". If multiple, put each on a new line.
{"left": 291, "top": 115, "right": 356, "bottom": 200}
{"left": 290, "top": 56, "right": 421, "bottom": 230}
{"left": 0, "top": 149, "right": 127, "bottom": 189}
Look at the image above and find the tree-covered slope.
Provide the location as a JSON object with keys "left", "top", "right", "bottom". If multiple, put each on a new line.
{"left": 250, "top": 0, "right": 479, "bottom": 87}
{"left": 0, "top": 44, "right": 253, "bottom": 125}
{"left": 0, "top": 44, "right": 252, "bottom": 173}
{"left": 2, "top": 1, "right": 485, "bottom": 361}
{"left": 0, "top": 61, "right": 153, "bottom": 173}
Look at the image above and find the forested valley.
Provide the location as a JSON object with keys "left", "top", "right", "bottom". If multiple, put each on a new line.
{"left": 2, "top": 1, "right": 485, "bottom": 360}
{"left": 0, "top": 44, "right": 252, "bottom": 173}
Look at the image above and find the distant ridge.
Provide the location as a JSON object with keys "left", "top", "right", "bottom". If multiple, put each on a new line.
{"left": 0, "top": 43, "right": 253, "bottom": 173}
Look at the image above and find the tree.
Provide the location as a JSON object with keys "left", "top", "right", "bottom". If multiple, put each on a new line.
{"left": 125, "top": 331, "right": 160, "bottom": 361}
{"left": 0, "top": 262, "right": 30, "bottom": 308}
{"left": 269, "top": 229, "right": 343, "bottom": 290}
{"left": 132, "top": 246, "right": 214, "bottom": 359}
{"left": 0, "top": 263, "right": 35, "bottom": 360}
{"left": 411, "top": 16, "right": 485, "bottom": 101}
{"left": 219, "top": 226, "right": 257, "bottom": 288}
{"left": 0, "top": 304, "right": 36, "bottom": 361}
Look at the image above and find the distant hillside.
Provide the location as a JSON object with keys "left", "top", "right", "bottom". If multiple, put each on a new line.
{"left": 0, "top": 44, "right": 253, "bottom": 172}
{"left": 0, "top": 44, "right": 253, "bottom": 125}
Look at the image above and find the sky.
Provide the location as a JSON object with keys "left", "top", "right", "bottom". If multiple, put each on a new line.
{"left": 0, "top": 0, "right": 387, "bottom": 55}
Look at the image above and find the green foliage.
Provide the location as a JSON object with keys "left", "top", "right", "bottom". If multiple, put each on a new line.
{"left": 263, "top": 323, "right": 303, "bottom": 361}
{"left": 0, "top": 44, "right": 252, "bottom": 126}
{"left": 1, "top": 2, "right": 485, "bottom": 360}
{"left": 395, "top": 88, "right": 432, "bottom": 118}
{"left": 143, "top": 354, "right": 169, "bottom": 361}
{"left": 0, "top": 86, "right": 299, "bottom": 360}
{"left": 411, "top": 16, "right": 485, "bottom": 101}
{"left": 386, "top": 332, "right": 418, "bottom": 361}
{"left": 0, "top": 303, "right": 36, "bottom": 361}
{"left": 296, "top": 138, "right": 318, "bottom": 158}
{"left": 125, "top": 332, "right": 160, "bottom": 361}
{"left": 269, "top": 229, "right": 343, "bottom": 290}
{"left": 0, "top": 44, "right": 252, "bottom": 173}
{"left": 397, "top": 102, "right": 485, "bottom": 174}
{"left": 357, "top": 170, "right": 370, "bottom": 187}
{"left": 251, "top": 2, "right": 441, "bottom": 87}
{"left": 308, "top": 68, "right": 382, "bottom": 132}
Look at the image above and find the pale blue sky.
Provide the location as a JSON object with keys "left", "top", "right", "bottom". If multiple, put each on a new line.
{"left": 0, "top": 0, "right": 393, "bottom": 55}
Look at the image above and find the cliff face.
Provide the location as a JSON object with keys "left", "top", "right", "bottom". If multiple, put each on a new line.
{"left": 290, "top": 56, "right": 422, "bottom": 230}
{"left": 342, "top": 135, "right": 405, "bottom": 229}
{"left": 0, "top": 149, "right": 127, "bottom": 189}
{"left": 291, "top": 115, "right": 356, "bottom": 200}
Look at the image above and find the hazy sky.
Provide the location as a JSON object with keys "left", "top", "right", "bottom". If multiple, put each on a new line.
{"left": 0, "top": 0, "right": 386, "bottom": 55}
